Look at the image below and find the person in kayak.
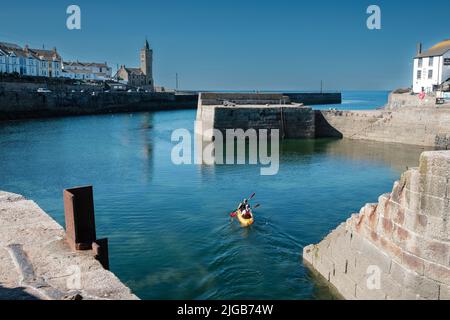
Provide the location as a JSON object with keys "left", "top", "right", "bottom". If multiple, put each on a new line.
{"left": 242, "top": 204, "right": 253, "bottom": 220}
{"left": 238, "top": 199, "right": 248, "bottom": 212}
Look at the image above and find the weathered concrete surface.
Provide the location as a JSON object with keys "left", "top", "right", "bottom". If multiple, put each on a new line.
{"left": 0, "top": 191, "right": 138, "bottom": 300}
{"left": 316, "top": 107, "right": 450, "bottom": 148}
{"left": 303, "top": 151, "right": 450, "bottom": 300}
{"left": 386, "top": 92, "right": 450, "bottom": 110}
{"left": 196, "top": 92, "right": 315, "bottom": 141}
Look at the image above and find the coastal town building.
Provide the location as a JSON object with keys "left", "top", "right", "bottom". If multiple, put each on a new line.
{"left": 115, "top": 40, "right": 154, "bottom": 91}
{"left": 0, "top": 42, "right": 62, "bottom": 78}
{"left": 62, "top": 61, "right": 112, "bottom": 80}
{"left": 413, "top": 39, "right": 450, "bottom": 93}
{"left": 0, "top": 42, "right": 39, "bottom": 76}
{"left": 27, "top": 47, "right": 62, "bottom": 78}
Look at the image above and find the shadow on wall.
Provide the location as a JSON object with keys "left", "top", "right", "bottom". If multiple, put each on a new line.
{"left": 0, "top": 285, "right": 40, "bottom": 300}
{"left": 314, "top": 111, "right": 343, "bottom": 138}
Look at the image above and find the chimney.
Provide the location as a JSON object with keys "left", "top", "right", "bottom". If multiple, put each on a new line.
{"left": 417, "top": 42, "right": 422, "bottom": 56}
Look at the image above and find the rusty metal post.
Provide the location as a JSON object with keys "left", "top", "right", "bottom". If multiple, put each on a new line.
{"left": 63, "top": 186, "right": 110, "bottom": 270}
{"left": 63, "top": 186, "right": 97, "bottom": 251}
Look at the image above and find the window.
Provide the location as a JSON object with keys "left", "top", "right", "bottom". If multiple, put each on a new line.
{"left": 428, "top": 70, "right": 433, "bottom": 79}
{"left": 417, "top": 70, "right": 422, "bottom": 79}
{"left": 418, "top": 58, "right": 423, "bottom": 68}
{"left": 429, "top": 57, "right": 434, "bottom": 67}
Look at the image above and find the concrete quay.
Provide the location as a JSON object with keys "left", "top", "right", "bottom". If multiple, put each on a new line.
{"left": 303, "top": 151, "right": 450, "bottom": 300}
{"left": 196, "top": 92, "right": 316, "bottom": 141}
{"left": 0, "top": 191, "right": 138, "bottom": 300}
{"left": 316, "top": 106, "right": 450, "bottom": 148}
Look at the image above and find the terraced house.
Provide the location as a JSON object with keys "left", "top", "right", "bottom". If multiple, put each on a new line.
{"left": 62, "top": 61, "right": 112, "bottom": 80}
{"left": 0, "top": 42, "right": 62, "bottom": 78}
{"left": 0, "top": 42, "right": 39, "bottom": 76}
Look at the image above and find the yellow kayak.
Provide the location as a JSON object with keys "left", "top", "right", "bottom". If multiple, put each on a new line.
{"left": 236, "top": 209, "right": 254, "bottom": 227}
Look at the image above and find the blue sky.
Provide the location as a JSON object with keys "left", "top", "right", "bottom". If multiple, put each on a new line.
{"left": 0, "top": 0, "right": 449, "bottom": 91}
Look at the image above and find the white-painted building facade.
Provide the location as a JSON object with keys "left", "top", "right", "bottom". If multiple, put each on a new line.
{"left": 62, "top": 61, "right": 112, "bottom": 81}
{"left": 413, "top": 39, "right": 450, "bottom": 93}
{"left": 0, "top": 42, "right": 62, "bottom": 78}
{"left": 0, "top": 43, "right": 40, "bottom": 76}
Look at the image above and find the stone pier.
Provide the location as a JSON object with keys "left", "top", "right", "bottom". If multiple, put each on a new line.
{"left": 0, "top": 191, "right": 138, "bottom": 300}
{"left": 196, "top": 93, "right": 315, "bottom": 141}
{"left": 303, "top": 151, "right": 450, "bottom": 300}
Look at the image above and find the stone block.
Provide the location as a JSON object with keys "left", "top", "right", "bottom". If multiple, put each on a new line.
{"left": 419, "top": 151, "right": 450, "bottom": 179}
{"left": 421, "top": 239, "right": 449, "bottom": 267}
{"left": 315, "top": 254, "right": 334, "bottom": 282}
{"left": 419, "top": 174, "right": 447, "bottom": 199}
{"left": 378, "top": 217, "right": 395, "bottom": 239}
{"left": 330, "top": 271, "right": 357, "bottom": 299}
{"left": 392, "top": 260, "right": 440, "bottom": 299}
{"left": 382, "top": 274, "right": 403, "bottom": 300}
{"left": 440, "top": 285, "right": 450, "bottom": 300}
{"left": 356, "top": 240, "right": 392, "bottom": 274}
{"left": 426, "top": 215, "right": 448, "bottom": 242}
{"left": 355, "top": 283, "right": 386, "bottom": 300}
{"left": 424, "top": 261, "right": 450, "bottom": 286}
{"left": 378, "top": 235, "right": 403, "bottom": 262}
{"left": 375, "top": 194, "right": 389, "bottom": 217}
{"left": 420, "top": 193, "right": 447, "bottom": 218}
{"left": 384, "top": 200, "right": 401, "bottom": 221}
{"left": 404, "top": 188, "right": 421, "bottom": 212}
{"left": 402, "top": 251, "right": 425, "bottom": 275}
{"left": 405, "top": 168, "right": 421, "bottom": 194}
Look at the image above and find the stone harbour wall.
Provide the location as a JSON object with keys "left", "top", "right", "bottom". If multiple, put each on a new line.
{"left": 0, "top": 90, "right": 198, "bottom": 120}
{"left": 303, "top": 151, "right": 450, "bottom": 300}
{"left": 316, "top": 107, "right": 450, "bottom": 149}
{"left": 196, "top": 92, "right": 316, "bottom": 141}
{"left": 197, "top": 105, "right": 315, "bottom": 141}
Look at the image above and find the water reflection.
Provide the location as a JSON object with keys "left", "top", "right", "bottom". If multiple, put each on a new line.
{"left": 195, "top": 136, "right": 431, "bottom": 177}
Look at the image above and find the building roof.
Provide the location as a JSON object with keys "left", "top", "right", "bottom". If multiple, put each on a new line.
{"left": 416, "top": 39, "right": 450, "bottom": 58}
{"left": 0, "top": 42, "right": 21, "bottom": 50}
{"left": 0, "top": 46, "right": 38, "bottom": 59}
{"left": 28, "top": 48, "right": 61, "bottom": 61}
{"left": 124, "top": 67, "right": 145, "bottom": 76}
{"left": 64, "top": 61, "right": 109, "bottom": 68}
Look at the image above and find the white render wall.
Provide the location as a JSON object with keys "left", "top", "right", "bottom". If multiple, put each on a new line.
{"left": 413, "top": 56, "right": 442, "bottom": 93}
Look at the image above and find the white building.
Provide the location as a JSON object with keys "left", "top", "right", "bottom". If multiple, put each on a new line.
{"left": 62, "top": 61, "right": 112, "bottom": 81}
{"left": 27, "top": 47, "right": 62, "bottom": 78}
{"left": 413, "top": 39, "right": 450, "bottom": 94}
{"left": 0, "top": 42, "right": 62, "bottom": 78}
{"left": 0, "top": 43, "right": 39, "bottom": 76}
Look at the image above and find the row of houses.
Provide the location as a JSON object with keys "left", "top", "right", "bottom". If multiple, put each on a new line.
{"left": 0, "top": 42, "right": 62, "bottom": 77}
{"left": 0, "top": 41, "right": 112, "bottom": 81}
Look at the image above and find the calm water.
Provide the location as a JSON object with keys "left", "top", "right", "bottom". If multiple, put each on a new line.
{"left": 313, "top": 90, "right": 390, "bottom": 110}
{"left": 0, "top": 91, "right": 429, "bottom": 299}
